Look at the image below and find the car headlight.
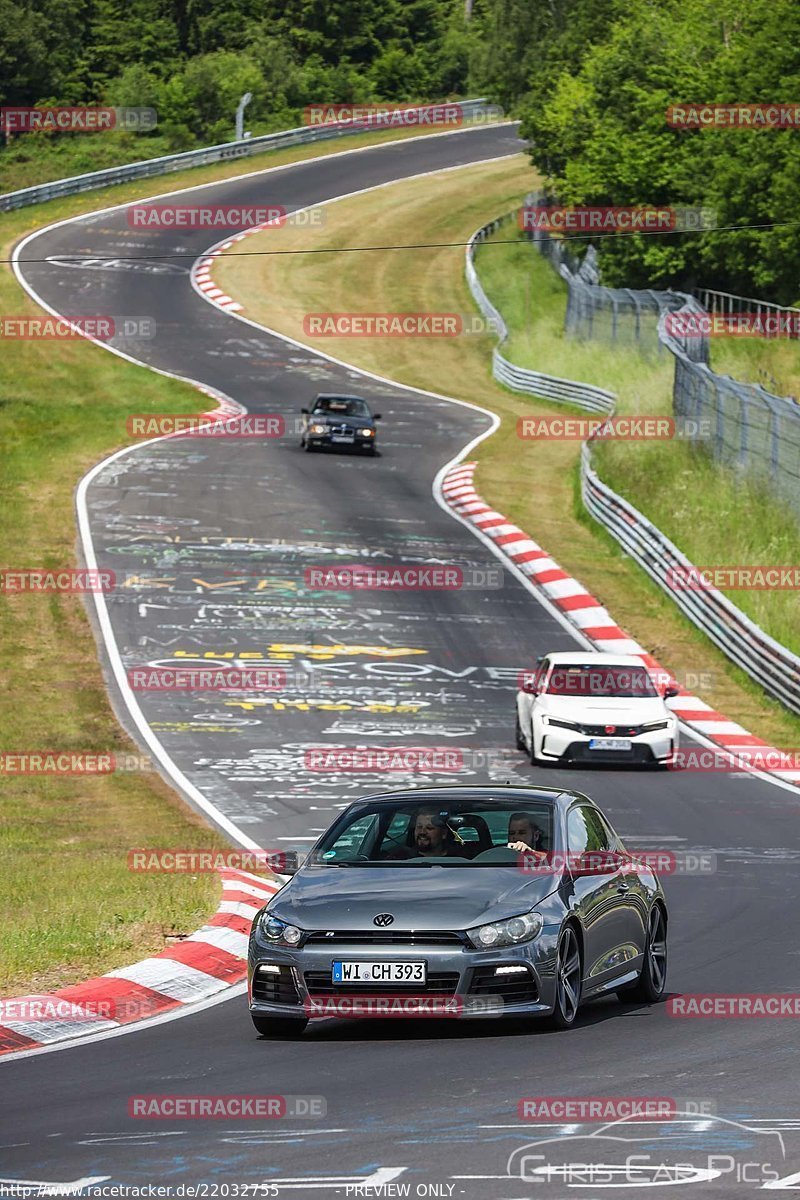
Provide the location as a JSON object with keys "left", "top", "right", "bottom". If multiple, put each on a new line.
{"left": 309, "top": 423, "right": 327, "bottom": 434}
{"left": 466, "top": 911, "right": 543, "bottom": 949}
{"left": 543, "top": 717, "right": 581, "bottom": 731}
{"left": 641, "top": 719, "right": 671, "bottom": 731}
{"left": 359, "top": 427, "right": 375, "bottom": 436}
{"left": 258, "top": 912, "right": 304, "bottom": 946}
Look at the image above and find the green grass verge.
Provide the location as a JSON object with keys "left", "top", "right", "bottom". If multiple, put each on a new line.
{"left": 0, "top": 121, "right": 449, "bottom": 994}
{"left": 710, "top": 334, "right": 800, "bottom": 403}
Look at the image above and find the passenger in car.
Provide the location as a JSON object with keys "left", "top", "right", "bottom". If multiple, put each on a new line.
{"left": 507, "top": 812, "right": 547, "bottom": 855}
{"left": 413, "top": 810, "right": 458, "bottom": 857}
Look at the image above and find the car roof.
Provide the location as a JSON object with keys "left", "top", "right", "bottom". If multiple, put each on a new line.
{"left": 542, "top": 651, "right": 650, "bottom": 667}
{"left": 313, "top": 393, "right": 368, "bottom": 402}
{"left": 344, "top": 784, "right": 587, "bottom": 807}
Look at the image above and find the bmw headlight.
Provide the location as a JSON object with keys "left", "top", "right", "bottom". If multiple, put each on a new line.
{"left": 359, "top": 427, "right": 375, "bottom": 436}
{"left": 258, "top": 912, "right": 304, "bottom": 946}
{"left": 466, "top": 911, "right": 543, "bottom": 949}
{"left": 309, "top": 423, "right": 327, "bottom": 434}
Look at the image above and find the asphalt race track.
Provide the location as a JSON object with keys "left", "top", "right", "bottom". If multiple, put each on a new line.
{"left": 3, "top": 125, "right": 800, "bottom": 1197}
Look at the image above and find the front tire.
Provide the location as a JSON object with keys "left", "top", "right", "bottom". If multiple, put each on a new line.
{"left": 617, "top": 904, "right": 667, "bottom": 1004}
{"left": 251, "top": 1014, "right": 308, "bottom": 1038}
{"left": 548, "top": 924, "right": 582, "bottom": 1029}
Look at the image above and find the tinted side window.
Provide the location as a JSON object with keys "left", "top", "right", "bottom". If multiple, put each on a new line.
{"left": 568, "top": 806, "right": 612, "bottom": 854}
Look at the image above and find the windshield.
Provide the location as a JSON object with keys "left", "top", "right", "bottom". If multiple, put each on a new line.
{"left": 313, "top": 397, "right": 370, "bottom": 418}
{"left": 545, "top": 665, "right": 658, "bottom": 698}
{"left": 308, "top": 797, "right": 556, "bottom": 866}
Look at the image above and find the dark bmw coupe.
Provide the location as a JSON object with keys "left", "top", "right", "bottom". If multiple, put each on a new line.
{"left": 299, "top": 393, "right": 381, "bottom": 454}
{"left": 247, "top": 786, "right": 668, "bottom": 1037}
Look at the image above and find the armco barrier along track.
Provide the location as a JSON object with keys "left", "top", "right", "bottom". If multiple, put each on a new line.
{"left": 0, "top": 100, "right": 496, "bottom": 212}
{"left": 466, "top": 214, "right": 800, "bottom": 716}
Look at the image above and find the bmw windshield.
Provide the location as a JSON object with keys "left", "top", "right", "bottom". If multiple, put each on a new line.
{"left": 308, "top": 797, "right": 556, "bottom": 866}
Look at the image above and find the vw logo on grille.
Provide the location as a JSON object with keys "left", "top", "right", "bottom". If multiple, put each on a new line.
{"left": 373, "top": 913, "right": 394, "bottom": 927}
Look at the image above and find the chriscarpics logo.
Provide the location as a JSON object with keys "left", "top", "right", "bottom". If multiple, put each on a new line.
{"left": 504, "top": 1113, "right": 795, "bottom": 1189}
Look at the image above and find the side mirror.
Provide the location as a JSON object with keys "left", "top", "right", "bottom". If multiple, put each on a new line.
{"left": 570, "top": 850, "right": 623, "bottom": 877}
{"left": 300, "top": 407, "right": 309, "bottom": 414}
{"left": 373, "top": 413, "right": 382, "bottom": 420}
{"left": 518, "top": 671, "right": 539, "bottom": 695}
{"left": 663, "top": 684, "right": 680, "bottom": 699}
{"left": 279, "top": 850, "right": 305, "bottom": 876}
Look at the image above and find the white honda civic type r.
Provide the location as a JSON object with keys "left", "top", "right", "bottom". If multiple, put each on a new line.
{"left": 516, "top": 652, "right": 680, "bottom": 767}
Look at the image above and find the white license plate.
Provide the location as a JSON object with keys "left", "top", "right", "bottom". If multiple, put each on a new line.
{"left": 332, "top": 961, "right": 426, "bottom": 985}
{"left": 589, "top": 738, "right": 632, "bottom": 751}
{"left": 331, "top": 434, "right": 354, "bottom": 443}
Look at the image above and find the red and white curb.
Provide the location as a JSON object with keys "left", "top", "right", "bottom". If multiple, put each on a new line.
{"left": 441, "top": 462, "right": 800, "bottom": 787}
{"left": 193, "top": 217, "right": 284, "bottom": 313}
{"left": 0, "top": 869, "right": 278, "bottom": 1057}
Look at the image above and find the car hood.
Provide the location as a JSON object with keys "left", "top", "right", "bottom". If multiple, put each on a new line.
{"left": 539, "top": 695, "right": 669, "bottom": 723}
{"left": 311, "top": 414, "right": 372, "bottom": 430}
{"left": 266, "top": 865, "right": 559, "bottom": 930}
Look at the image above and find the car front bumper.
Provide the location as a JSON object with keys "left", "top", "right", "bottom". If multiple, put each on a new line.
{"left": 538, "top": 726, "right": 676, "bottom": 765}
{"left": 307, "top": 431, "right": 376, "bottom": 450}
{"left": 248, "top": 930, "right": 562, "bottom": 1020}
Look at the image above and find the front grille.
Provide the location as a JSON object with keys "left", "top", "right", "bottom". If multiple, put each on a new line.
{"left": 252, "top": 965, "right": 301, "bottom": 1006}
{"left": 469, "top": 966, "right": 538, "bottom": 1004}
{"left": 578, "top": 723, "right": 644, "bottom": 737}
{"left": 303, "top": 971, "right": 460, "bottom": 996}
{"left": 303, "top": 930, "right": 465, "bottom": 947}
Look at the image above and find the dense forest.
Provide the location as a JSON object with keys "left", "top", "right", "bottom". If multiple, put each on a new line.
{"left": 2, "top": 0, "right": 798, "bottom": 302}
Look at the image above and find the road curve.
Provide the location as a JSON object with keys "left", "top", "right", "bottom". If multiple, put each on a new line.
{"left": 3, "top": 125, "right": 800, "bottom": 1197}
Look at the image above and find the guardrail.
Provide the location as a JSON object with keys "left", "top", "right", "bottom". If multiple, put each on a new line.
{"left": 466, "top": 211, "right": 800, "bottom": 715}
{"left": 0, "top": 99, "right": 497, "bottom": 213}
{"left": 466, "top": 214, "right": 614, "bottom": 414}
{"left": 694, "top": 286, "right": 800, "bottom": 339}
{"left": 581, "top": 439, "right": 800, "bottom": 713}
